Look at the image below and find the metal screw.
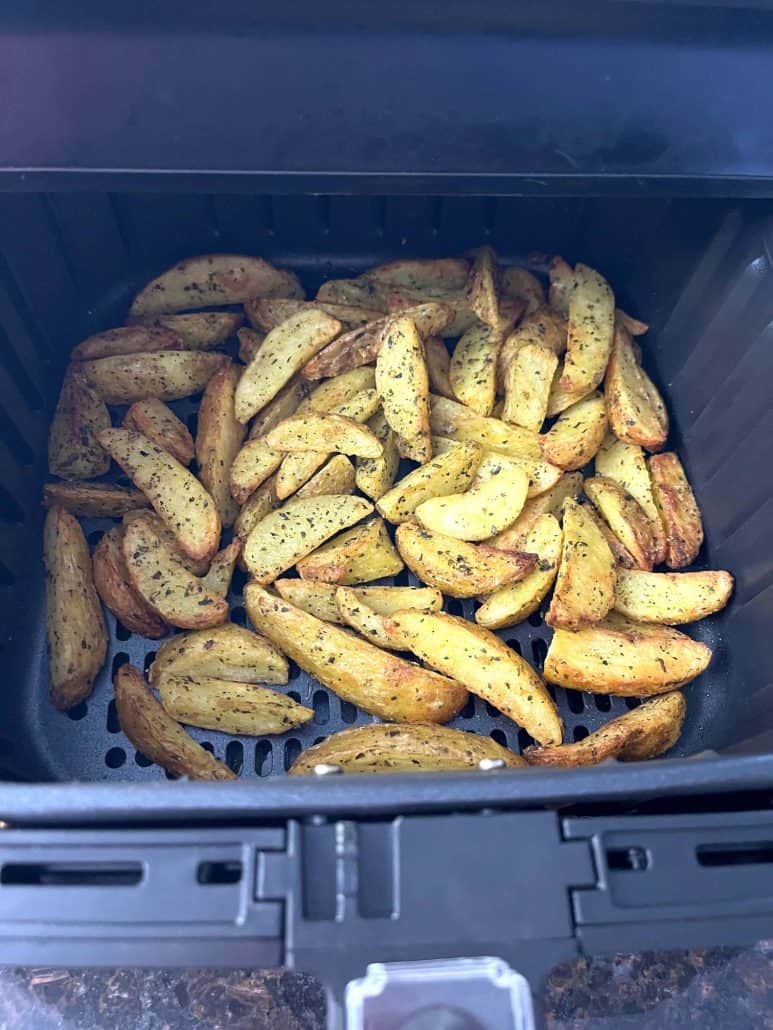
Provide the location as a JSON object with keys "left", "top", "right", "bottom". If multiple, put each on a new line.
{"left": 313, "top": 763, "right": 343, "bottom": 776}
{"left": 478, "top": 758, "right": 506, "bottom": 771}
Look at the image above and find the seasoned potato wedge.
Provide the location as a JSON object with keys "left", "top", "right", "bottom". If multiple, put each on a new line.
{"left": 605, "top": 323, "right": 668, "bottom": 451}
{"left": 123, "top": 398, "right": 195, "bottom": 466}
{"left": 432, "top": 437, "right": 561, "bottom": 501}
{"left": 560, "top": 263, "right": 615, "bottom": 396}
{"left": 355, "top": 409, "right": 400, "bottom": 501}
{"left": 233, "top": 476, "right": 279, "bottom": 544}
{"left": 376, "top": 315, "right": 431, "bottom": 462}
{"left": 48, "top": 366, "right": 111, "bottom": 480}
{"left": 237, "top": 327, "right": 264, "bottom": 365}
{"left": 245, "top": 584, "right": 468, "bottom": 723}
{"left": 71, "top": 325, "right": 182, "bottom": 360}
{"left": 541, "top": 391, "right": 608, "bottom": 470}
{"left": 113, "top": 664, "right": 235, "bottom": 780}
{"left": 546, "top": 499, "right": 615, "bottom": 630}
{"left": 296, "top": 454, "right": 356, "bottom": 499}
{"left": 81, "top": 351, "right": 228, "bottom": 404}
{"left": 466, "top": 245, "right": 501, "bottom": 330}
{"left": 99, "top": 428, "right": 221, "bottom": 562}
{"left": 616, "top": 309, "right": 649, "bottom": 337}
{"left": 200, "top": 539, "right": 241, "bottom": 598}
{"left": 589, "top": 506, "right": 639, "bottom": 570}
{"left": 476, "top": 514, "right": 562, "bottom": 629}
{"left": 246, "top": 297, "right": 383, "bottom": 332}
{"left": 385, "top": 610, "right": 562, "bottom": 746}
{"left": 129, "top": 254, "right": 301, "bottom": 319}
{"left": 121, "top": 509, "right": 210, "bottom": 577}
{"left": 248, "top": 378, "right": 307, "bottom": 440}
{"left": 487, "top": 472, "right": 582, "bottom": 549}
{"left": 335, "top": 587, "right": 404, "bottom": 649}
{"left": 544, "top": 613, "right": 712, "bottom": 695}
{"left": 43, "top": 481, "right": 150, "bottom": 518}
{"left": 316, "top": 277, "right": 390, "bottom": 310}
{"left": 44, "top": 507, "right": 108, "bottom": 709}
{"left": 363, "top": 258, "right": 470, "bottom": 292}
{"left": 547, "top": 256, "right": 575, "bottom": 316}
{"left": 296, "top": 517, "right": 403, "bottom": 585}
{"left": 158, "top": 674, "right": 312, "bottom": 736}
{"left": 274, "top": 580, "right": 442, "bottom": 623}
{"left": 300, "top": 368, "right": 377, "bottom": 415}
{"left": 584, "top": 475, "right": 657, "bottom": 571}
{"left": 595, "top": 434, "right": 667, "bottom": 565}
{"left": 614, "top": 569, "right": 733, "bottom": 624}
{"left": 93, "top": 526, "right": 168, "bottom": 639}
{"left": 422, "top": 336, "right": 455, "bottom": 400}
{"left": 500, "top": 266, "right": 545, "bottom": 316}
{"left": 396, "top": 522, "right": 536, "bottom": 599}
{"left": 545, "top": 369, "right": 592, "bottom": 419}
{"left": 496, "top": 308, "right": 567, "bottom": 389}
{"left": 243, "top": 494, "right": 372, "bottom": 584}
{"left": 229, "top": 438, "right": 284, "bottom": 505}
{"left": 147, "top": 311, "right": 244, "bottom": 349}
{"left": 387, "top": 287, "right": 477, "bottom": 338}
{"left": 449, "top": 324, "right": 506, "bottom": 417}
{"left": 376, "top": 441, "right": 481, "bottom": 524}
{"left": 290, "top": 722, "right": 524, "bottom": 775}
{"left": 648, "top": 452, "right": 704, "bottom": 569}
{"left": 151, "top": 624, "right": 287, "bottom": 686}
{"left": 502, "top": 343, "right": 559, "bottom": 431}
{"left": 430, "top": 396, "right": 542, "bottom": 460}
{"left": 266, "top": 412, "right": 382, "bottom": 457}
{"left": 524, "top": 692, "right": 686, "bottom": 766}
{"left": 196, "top": 362, "right": 247, "bottom": 528}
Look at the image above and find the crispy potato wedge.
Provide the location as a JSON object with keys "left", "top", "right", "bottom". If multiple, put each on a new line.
{"left": 44, "top": 507, "right": 108, "bottom": 709}
{"left": 496, "top": 308, "right": 567, "bottom": 389}
{"left": 245, "top": 584, "right": 468, "bottom": 723}
{"left": 229, "top": 438, "right": 284, "bottom": 505}
{"left": 362, "top": 258, "right": 470, "bottom": 292}
{"left": 524, "top": 692, "right": 686, "bottom": 766}
{"left": 234, "top": 309, "right": 342, "bottom": 423}
{"left": 502, "top": 343, "right": 559, "bottom": 431}
{"left": 431, "top": 436, "right": 561, "bottom": 501}
{"left": 243, "top": 494, "right": 372, "bottom": 584}
{"left": 266, "top": 412, "right": 382, "bottom": 458}
{"left": 545, "top": 369, "right": 592, "bottom": 419}
{"left": 335, "top": 587, "right": 405, "bottom": 649}
{"left": 500, "top": 266, "right": 545, "bottom": 316}
{"left": 196, "top": 362, "right": 247, "bottom": 528}
{"left": 541, "top": 391, "right": 608, "bottom": 470}
{"left": 560, "top": 264, "right": 615, "bottom": 396}
{"left": 476, "top": 514, "right": 562, "bottom": 629}
{"left": 486, "top": 472, "right": 582, "bottom": 549}
{"left": 123, "top": 398, "right": 195, "bottom": 465}
{"left": 376, "top": 316, "right": 431, "bottom": 462}
{"left": 449, "top": 324, "right": 506, "bottom": 417}
{"left": 376, "top": 441, "right": 481, "bottom": 524}
{"left": 82, "top": 351, "right": 228, "bottom": 404}
{"left": 151, "top": 624, "right": 287, "bottom": 686}
{"left": 233, "top": 476, "right": 280, "bottom": 544}
{"left": 237, "top": 327, "right": 264, "bottom": 365}
{"left": 93, "top": 526, "right": 168, "bottom": 639}
{"left": 113, "top": 664, "right": 235, "bottom": 780}
{"left": 589, "top": 506, "right": 639, "bottom": 570}
{"left": 297, "top": 517, "right": 403, "bottom": 585}
{"left": 121, "top": 509, "right": 210, "bottom": 577}
{"left": 547, "top": 256, "right": 574, "bottom": 315}
{"left": 466, "top": 245, "right": 501, "bottom": 330}
{"left": 130, "top": 254, "right": 301, "bottom": 319}
{"left": 396, "top": 522, "right": 536, "bottom": 598}
{"left": 158, "top": 674, "right": 312, "bottom": 736}
{"left": 386, "top": 610, "right": 562, "bottom": 746}
{"left": 546, "top": 499, "right": 615, "bottom": 630}
{"left": 43, "top": 481, "right": 150, "bottom": 518}
{"left": 584, "top": 475, "right": 657, "bottom": 571}
{"left": 614, "top": 568, "right": 734, "bottom": 624}
{"left": 71, "top": 325, "right": 182, "bottom": 360}
{"left": 300, "top": 368, "right": 377, "bottom": 415}
{"left": 290, "top": 722, "right": 524, "bottom": 775}
{"left": 296, "top": 454, "right": 356, "bottom": 499}
{"left": 200, "top": 539, "right": 241, "bottom": 598}
{"left": 648, "top": 452, "right": 704, "bottom": 569}
{"left": 274, "top": 580, "right": 442, "bottom": 623}
{"left": 605, "top": 323, "right": 668, "bottom": 451}
{"left": 544, "top": 613, "right": 712, "bottom": 695}
{"left": 414, "top": 453, "right": 529, "bottom": 541}
{"left": 423, "top": 336, "right": 455, "bottom": 400}
{"left": 595, "top": 434, "right": 667, "bottom": 565}
{"left": 430, "top": 395, "right": 542, "bottom": 460}
{"left": 355, "top": 409, "right": 400, "bottom": 501}
{"left": 387, "top": 287, "right": 477, "bottom": 338}
{"left": 99, "top": 428, "right": 221, "bottom": 562}
{"left": 316, "top": 277, "right": 390, "bottom": 311}
{"left": 146, "top": 311, "right": 244, "bottom": 349}
{"left": 246, "top": 297, "right": 383, "bottom": 332}
{"left": 248, "top": 378, "right": 307, "bottom": 440}
{"left": 48, "top": 366, "right": 111, "bottom": 480}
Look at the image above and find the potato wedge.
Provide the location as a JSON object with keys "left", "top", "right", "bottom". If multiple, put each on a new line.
{"left": 541, "top": 391, "right": 608, "bottom": 470}
{"left": 234, "top": 309, "right": 342, "bottom": 423}
{"left": 546, "top": 499, "right": 615, "bottom": 630}
{"left": 43, "top": 481, "right": 150, "bottom": 518}
{"left": 414, "top": 453, "right": 529, "bottom": 541}
{"left": 246, "top": 297, "right": 383, "bottom": 332}
{"left": 121, "top": 508, "right": 209, "bottom": 577}
{"left": 423, "top": 336, "right": 455, "bottom": 400}
{"left": 200, "top": 539, "right": 241, "bottom": 598}
{"left": 150, "top": 624, "right": 287, "bottom": 686}
{"left": 547, "top": 256, "right": 574, "bottom": 315}
{"left": 245, "top": 584, "right": 468, "bottom": 723}
{"left": 129, "top": 254, "right": 302, "bottom": 319}
{"left": 82, "top": 351, "right": 228, "bottom": 405}
{"left": 335, "top": 587, "right": 404, "bottom": 649}
{"left": 362, "top": 258, "right": 470, "bottom": 292}
{"left": 297, "top": 517, "right": 403, "bottom": 585}
{"left": 290, "top": 722, "right": 524, "bottom": 775}
{"left": 248, "top": 378, "right": 307, "bottom": 440}
{"left": 71, "top": 325, "right": 182, "bottom": 361}
{"left": 501, "top": 343, "right": 559, "bottom": 431}
{"left": 385, "top": 610, "right": 562, "bottom": 746}
{"left": 233, "top": 476, "right": 279, "bottom": 544}
{"left": 614, "top": 568, "right": 733, "bottom": 624}
{"left": 355, "top": 409, "right": 400, "bottom": 501}
{"left": 500, "top": 266, "right": 545, "bottom": 316}
{"left": 466, "top": 245, "right": 501, "bottom": 330}
{"left": 545, "top": 369, "right": 592, "bottom": 419}
{"left": 496, "top": 308, "right": 567, "bottom": 389}
{"left": 476, "top": 514, "right": 562, "bottom": 629}
{"left": 387, "top": 288, "right": 476, "bottom": 338}
{"left": 196, "top": 362, "right": 246, "bottom": 527}
{"left": 123, "top": 398, "right": 195, "bottom": 466}
{"left": 559, "top": 263, "right": 615, "bottom": 396}
{"left": 584, "top": 475, "right": 658, "bottom": 571}
{"left": 296, "top": 454, "right": 356, "bottom": 499}
{"left": 449, "top": 324, "right": 506, "bottom": 417}
{"left": 487, "top": 472, "right": 582, "bottom": 550}
{"left": 274, "top": 580, "right": 442, "bottom": 623}
{"left": 299, "top": 368, "right": 377, "bottom": 415}
{"left": 376, "top": 315, "right": 431, "bottom": 462}
{"left": 316, "top": 277, "right": 390, "bottom": 311}
{"left": 595, "top": 434, "right": 667, "bottom": 564}
{"left": 432, "top": 435, "right": 562, "bottom": 501}
{"left": 237, "top": 327, "right": 264, "bottom": 364}
{"left": 243, "top": 494, "right": 372, "bottom": 584}
{"left": 122, "top": 514, "right": 228, "bottom": 629}
{"left": 524, "top": 692, "right": 686, "bottom": 766}
{"left": 266, "top": 412, "right": 382, "bottom": 458}
{"left": 605, "top": 323, "right": 668, "bottom": 451}
{"left": 544, "top": 613, "right": 712, "bottom": 695}
{"left": 376, "top": 441, "right": 481, "bottom": 524}
{"left": 48, "top": 366, "right": 110, "bottom": 480}
{"left": 648, "top": 452, "right": 704, "bottom": 569}
{"left": 44, "top": 507, "right": 108, "bottom": 709}
{"left": 589, "top": 506, "right": 639, "bottom": 570}
{"left": 430, "top": 396, "right": 542, "bottom": 461}
{"left": 113, "top": 664, "right": 235, "bottom": 780}
{"left": 616, "top": 309, "right": 649, "bottom": 337}
{"left": 229, "top": 438, "right": 285, "bottom": 505}
{"left": 93, "top": 526, "right": 168, "bottom": 639}
{"left": 146, "top": 311, "right": 244, "bottom": 349}
{"left": 396, "top": 522, "right": 536, "bottom": 599}
{"left": 99, "top": 428, "right": 221, "bottom": 563}
{"left": 158, "top": 674, "right": 312, "bottom": 736}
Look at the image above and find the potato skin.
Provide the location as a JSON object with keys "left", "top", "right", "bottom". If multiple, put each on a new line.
{"left": 546, "top": 499, "right": 616, "bottom": 630}
{"left": 150, "top": 624, "right": 288, "bottom": 686}
{"left": 158, "top": 674, "right": 313, "bottom": 736}
{"left": 43, "top": 481, "right": 150, "bottom": 518}
{"left": 196, "top": 362, "right": 246, "bottom": 528}
{"left": 540, "top": 391, "right": 608, "bottom": 471}
{"left": 48, "top": 366, "right": 111, "bottom": 480}
{"left": 81, "top": 351, "right": 228, "bottom": 404}
{"left": 376, "top": 315, "right": 432, "bottom": 463}
{"left": 93, "top": 527, "right": 168, "bottom": 639}
{"left": 296, "top": 518, "right": 403, "bottom": 585}
{"left": 605, "top": 323, "right": 668, "bottom": 451}
{"left": 648, "top": 452, "right": 704, "bottom": 569}
{"left": 71, "top": 325, "right": 182, "bottom": 360}
{"left": 123, "top": 398, "right": 195, "bottom": 466}
{"left": 613, "top": 569, "right": 734, "bottom": 624}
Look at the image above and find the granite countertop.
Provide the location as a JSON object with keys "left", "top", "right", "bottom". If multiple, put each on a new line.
{"left": 1, "top": 943, "right": 770, "bottom": 1029}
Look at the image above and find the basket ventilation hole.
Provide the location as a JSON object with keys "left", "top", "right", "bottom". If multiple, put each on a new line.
{"left": 340, "top": 700, "right": 358, "bottom": 724}
{"left": 567, "top": 690, "right": 585, "bottom": 714}
{"left": 225, "top": 740, "right": 244, "bottom": 775}
{"left": 231, "top": 605, "right": 246, "bottom": 627}
{"left": 200, "top": 741, "right": 214, "bottom": 754}
{"left": 287, "top": 660, "right": 302, "bottom": 682}
{"left": 115, "top": 621, "right": 131, "bottom": 642}
{"left": 573, "top": 725, "right": 590, "bottom": 742}
{"left": 66, "top": 701, "right": 88, "bottom": 722}
{"left": 459, "top": 695, "right": 476, "bottom": 719}
{"left": 595, "top": 694, "right": 612, "bottom": 712}
{"left": 527, "top": 610, "right": 543, "bottom": 628}
{"left": 312, "top": 690, "right": 329, "bottom": 725}
{"left": 445, "top": 598, "right": 464, "bottom": 617}
{"left": 484, "top": 701, "right": 500, "bottom": 718}
{"left": 111, "top": 652, "right": 130, "bottom": 678}
{"left": 106, "top": 700, "right": 120, "bottom": 733}
{"left": 231, "top": 566, "right": 248, "bottom": 594}
{"left": 517, "top": 729, "right": 534, "bottom": 752}
{"left": 392, "top": 567, "right": 411, "bottom": 587}
{"left": 490, "top": 728, "right": 508, "bottom": 747}
{"left": 134, "top": 751, "right": 153, "bottom": 767}
{"left": 143, "top": 651, "right": 157, "bottom": 676}
{"left": 288, "top": 690, "right": 301, "bottom": 704}
{"left": 505, "top": 638, "right": 522, "bottom": 657}
{"left": 0, "top": 561, "right": 14, "bottom": 587}
{"left": 255, "top": 740, "right": 273, "bottom": 777}
{"left": 625, "top": 697, "right": 642, "bottom": 710}
{"left": 105, "top": 747, "right": 126, "bottom": 769}
{"left": 313, "top": 736, "right": 327, "bottom": 746}
{"left": 531, "top": 638, "right": 547, "bottom": 670}
{"left": 284, "top": 738, "right": 302, "bottom": 771}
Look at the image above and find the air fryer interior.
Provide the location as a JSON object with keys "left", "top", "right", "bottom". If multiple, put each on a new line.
{"left": 0, "top": 192, "right": 769, "bottom": 784}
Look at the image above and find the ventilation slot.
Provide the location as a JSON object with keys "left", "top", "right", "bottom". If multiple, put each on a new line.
{"left": 255, "top": 740, "right": 273, "bottom": 777}
{"left": 106, "top": 700, "right": 120, "bottom": 733}
{"left": 231, "top": 605, "right": 246, "bottom": 627}
{"left": 607, "top": 847, "right": 650, "bottom": 872}
{"left": 287, "top": 660, "right": 302, "bottom": 682}
{"left": 572, "top": 725, "right": 589, "bottom": 742}
{"left": 490, "top": 728, "right": 508, "bottom": 748}
{"left": 105, "top": 747, "right": 126, "bottom": 769}
{"left": 696, "top": 842, "right": 773, "bottom": 867}
{"left": 567, "top": 690, "right": 585, "bottom": 714}
{"left": 284, "top": 738, "right": 302, "bottom": 771}
{"left": 134, "top": 751, "right": 153, "bottom": 768}
{"left": 340, "top": 700, "right": 357, "bottom": 724}
{"left": 313, "top": 690, "right": 330, "bottom": 725}
{"left": 197, "top": 860, "right": 242, "bottom": 885}
{"left": 594, "top": 694, "right": 612, "bottom": 712}
{"left": 225, "top": 740, "right": 243, "bottom": 775}
{"left": 66, "top": 702, "right": 88, "bottom": 722}
{"left": 0, "top": 863, "right": 142, "bottom": 887}
{"left": 111, "top": 652, "right": 130, "bottom": 678}
{"left": 531, "top": 638, "right": 547, "bottom": 671}
{"left": 143, "top": 651, "right": 156, "bottom": 676}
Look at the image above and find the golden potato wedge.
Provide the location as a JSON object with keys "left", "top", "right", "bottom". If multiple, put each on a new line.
{"left": 48, "top": 366, "right": 110, "bottom": 480}
{"left": 487, "top": 472, "right": 582, "bottom": 549}
{"left": 123, "top": 398, "right": 195, "bottom": 466}
{"left": 605, "top": 323, "right": 668, "bottom": 451}
{"left": 524, "top": 692, "right": 686, "bottom": 766}
{"left": 594, "top": 434, "right": 667, "bottom": 565}
{"left": 544, "top": 613, "right": 712, "bottom": 695}
{"left": 648, "top": 452, "right": 704, "bottom": 569}
{"left": 234, "top": 309, "right": 342, "bottom": 423}
{"left": 414, "top": 453, "right": 529, "bottom": 541}
{"left": 274, "top": 580, "right": 442, "bottom": 623}
{"left": 237, "top": 327, "right": 264, "bottom": 364}
{"left": 466, "top": 245, "right": 501, "bottom": 330}
{"left": 229, "top": 438, "right": 285, "bottom": 505}
{"left": 146, "top": 311, "right": 244, "bottom": 349}
{"left": 387, "top": 287, "right": 477, "bottom": 338}
{"left": 296, "top": 454, "right": 356, "bottom": 499}
{"left": 501, "top": 343, "right": 559, "bottom": 431}
{"left": 316, "top": 277, "right": 390, "bottom": 311}
{"left": 546, "top": 498, "right": 615, "bottom": 630}
{"left": 158, "top": 674, "right": 312, "bottom": 736}
{"left": 559, "top": 263, "right": 615, "bottom": 396}
{"left": 122, "top": 514, "right": 228, "bottom": 630}
{"left": 362, "top": 258, "right": 470, "bottom": 292}
{"left": 297, "top": 517, "right": 403, "bottom": 585}
{"left": 476, "top": 514, "right": 562, "bottom": 629}
{"left": 129, "top": 254, "right": 302, "bottom": 319}
{"left": 99, "top": 428, "right": 221, "bottom": 562}
{"left": 245, "top": 584, "right": 468, "bottom": 723}
{"left": 616, "top": 309, "right": 649, "bottom": 337}
{"left": 396, "top": 522, "right": 536, "bottom": 599}
{"left": 584, "top": 475, "right": 658, "bottom": 571}
{"left": 385, "top": 610, "right": 562, "bottom": 746}
{"left": 93, "top": 526, "right": 168, "bottom": 639}
{"left": 588, "top": 505, "right": 639, "bottom": 570}
{"left": 248, "top": 378, "right": 307, "bottom": 440}
{"left": 113, "top": 664, "right": 235, "bottom": 780}
{"left": 355, "top": 409, "right": 400, "bottom": 501}
{"left": 449, "top": 324, "right": 506, "bottom": 417}
{"left": 265, "top": 412, "right": 382, "bottom": 458}
{"left": 150, "top": 624, "right": 287, "bottom": 686}
{"left": 44, "top": 507, "right": 108, "bottom": 709}
{"left": 335, "top": 586, "right": 404, "bottom": 649}
{"left": 243, "top": 494, "right": 372, "bottom": 584}
{"left": 500, "top": 266, "right": 545, "bottom": 316}
{"left": 496, "top": 308, "right": 567, "bottom": 390}
{"left": 376, "top": 441, "right": 481, "bottom": 524}
{"left": 376, "top": 315, "right": 431, "bottom": 462}
{"left": 432, "top": 435, "right": 562, "bottom": 501}
{"left": 81, "top": 351, "right": 228, "bottom": 405}
{"left": 43, "top": 481, "right": 150, "bottom": 518}
{"left": 299, "top": 367, "right": 377, "bottom": 415}
{"left": 200, "top": 539, "right": 241, "bottom": 598}
{"left": 121, "top": 509, "right": 210, "bottom": 577}
{"left": 196, "top": 362, "right": 247, "bottom": 528}
{"left": 233, "top": 476, "right": 279, "bottom": 544}
{"left": 541, "top": 391, "right": 608, "bottom": 471}
{"left": 614, "top": 568, "right": 734, "bottom": 624}
{"left": 290, "top": 722, "right": 524, "bottom": 775}
{"left": 545, "top": 368, "right": 593, "bottom": 419}
{"left": 246, "top": 297, "right": 383, "bottom": 332}
{"left": 71, "top": 325, "right": 182, "bottom": 360}
{"left": 430, "top": 395, "right": 542, "bottom": 460}
{"left": 423, "top": 336, "right": 455, "bottom": 400}
{"left": 547, "top": 256, "right": 574, "bottom": 316}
